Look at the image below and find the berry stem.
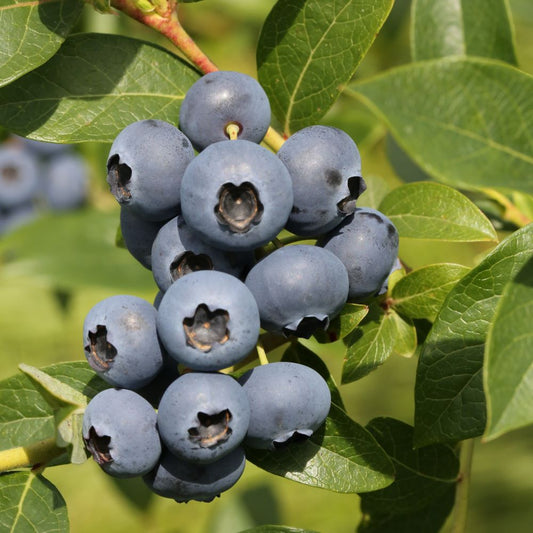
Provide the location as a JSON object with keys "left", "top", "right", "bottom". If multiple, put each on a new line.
{"left": 0, "top": 438, "right": 65, "bottom": 473}
{"left": 109, "top": 0, "right": 286, "bottom": 152}
{"left": 256, "top": 339, "right": 269, "bottom": 366}
{"left": 110, "top": 0, "right": 218, "bottom": 73}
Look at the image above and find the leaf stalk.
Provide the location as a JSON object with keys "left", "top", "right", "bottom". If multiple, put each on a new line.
{"left": 450, "top": 438, "right": 475, "bottom": 533}
{"left": 0, "top": 438, "right": 65, "bottom": 473}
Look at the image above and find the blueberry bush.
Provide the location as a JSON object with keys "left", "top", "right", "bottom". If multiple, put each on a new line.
{"left": 0, "top": 1, "right": 532, "bottom": 532}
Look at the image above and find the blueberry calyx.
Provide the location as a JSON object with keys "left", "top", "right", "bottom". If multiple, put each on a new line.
{"left": 188, "top": 410, "right": 233, "bottom": 448}
{"left": 183, "top": 304, "right": 230, "bottom": 351}
{"left": 282, "top": 314, "right": 329, "bottom": 339}
{"left": 85, "top": 427, "right": 113, "bottom": 465}
{"left": 85, "top": 325, "right": 117, "bottom": 370}
{"left": 1, "top": 165, "right": 19, "bottom": 182}
{"left": 336, "top": 176, "right": 367, "bottom": 215}
{"left": 215, "top": 182, "right": 264, "bottom": 233}
{"left": 107, "top": 155, "right": 132, "bottom": 203}
{"left": 170, "top": 252, "right": 214, "bottom": 281}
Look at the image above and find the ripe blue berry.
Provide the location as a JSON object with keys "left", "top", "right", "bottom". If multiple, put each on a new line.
{"left": 245, "top": 245, "right": 349, "bottom": 338}
{"left": 0, "top": 146, "right": 39, "bottom": 209}
{"left": 277, "top": 125, "right": 366, "bottom": 236}
{"left": 82, "top": 388, "right": 161, "bottom": 478}
{"left": 179, "top": 71, "right": 271, "bottom": 151}
{"left": 180, "top": 140, "right": 293, "bottom": 251}
{"left": 144, "top": 446, "right": 246, "bottom": 503}
{"left": 107, "top": 120, "right": 194, "bottom": 221}
{"left": 156, "top": 270, "right": 260, "bottom": 371}
{"left": 83, "top": 295, "right": 164, "bottom": 390}
{"left": 120, "top": 208, "right": 167, "bottom": 270}
{"left": 151, "top": 215, "right": 254, "bottom": 292}
{"left": 239, "top": 362, "right": 331, "bottom": 450}
{"left": 317, "top": 208, "right": 399, "bottom": 301}
{"left": 157, "top": 372, "right": 251, "bottom": 464}
{"left": 44, "top": 152, "right": 88, "bottom": 210}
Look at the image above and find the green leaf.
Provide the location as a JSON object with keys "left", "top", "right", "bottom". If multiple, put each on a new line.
{"left": 314, "top": 303, "right": 368, "bottom": 344}
{"left": 257, "top": 0, "right": 394, "bottom": 135}
{"left": 357, "top": 175, "right": 393, "bottom": 211}
{"left": 484, "top": 255, "right": 533, "bottom": 440}
{"left": 391, "top": 263, "right": 471, "bottom": 321}
{"left": 342, "top": 303, "right": 397, "bottom": 384}
{"left": 282, "top": 342, "right": 345, "bottom": 411}
{"left": 358, "top": 418, "right": 458, "bottom": 533}
{"left": 379, "top": 182, "right": 498, "bottom": 241}
{"left": 390, "top": 313, "right": 417, "bottom": 358}
{"left": 0, "top": 209, "right": 155, "bottom": 292}
{"left": 350, "top": 58, "right": 533, "bottom": 194}
{"left": 0, "top": 362, "right": 107, "bottom": 452}
{"left": 0, "top": 33, "right": 200, "bottom": 142}
{"left": 0, "top": 0, "right": 83, "bottom": 88}
{"left": 245, "top": 404, "right": 395, "bottom": 494}
{"left": 0, "top": 471, "right": 68, "bottom": 532}
{"left": 414, "top": 224, "right": 533, "bottom": 447}
{"left": 411, "top": 0, "right": 517, "bottom": 65}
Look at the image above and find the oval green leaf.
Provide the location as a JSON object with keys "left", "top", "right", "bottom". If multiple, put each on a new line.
{"left": 379, "top": 182, "right": 497, "bottom": 241}
{"left": 484, "top": 255, "right": 533, "bottom": 440}
{"left": 0, "top": 33, "right": 200, "bottom": 142}
{"left": 411, "top": 0, "right": 517, "bottom": 64}
{"left": 257, "top": 0, "right": 394, "bottom": 135}
{"left": 392, "top": 263, "right": 471, "bottom": 321}
{"left": 245, "top": 404, "right": 394, "bottom": 494}
{"left": 0, "top": 472, "right": 68, "bottom": 532}
{"left": 350, "top": 58, "right": 533, "bottom": 194}
{"left": 0, "top": 0, "right": 83, "bottom": 88}
{"left": 414, "top": 223, "right": 533, "bottom": 447}
{"left": 342, "top": 303, "right": 398, "bottom": 384}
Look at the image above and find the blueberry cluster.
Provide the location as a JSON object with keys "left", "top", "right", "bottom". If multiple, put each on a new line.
{"left": 0, "top": 137, "right": 89, "bottom": 236}
{"left": 82, "top": 70, "right": 399, "bottom": 503}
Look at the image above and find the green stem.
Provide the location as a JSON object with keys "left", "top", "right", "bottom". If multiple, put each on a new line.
{"left": 451, "top": 439, "right": 475, "bottom": 533}
{"left": 0, "top": 438, "right": 65, "bottom": 473}
{"left": 481, "top": 188, "right": 532, "bottom": 228}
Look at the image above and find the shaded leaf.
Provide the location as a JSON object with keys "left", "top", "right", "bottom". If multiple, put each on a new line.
{"left": 0, "top": 471, "right": 68, "bottom": 532}
{"left": 246, "top": 404, "right": 394, "bottom": 494}
{"left": 0, "top": 362, "right": 107, "bottom": 452}
{"left": 0, "top": 209, "right": 155, "bottom": 292}
{"left": 484, "top": 255, "right": 533, "bottom": 440}
{"left": 391, "top": 263, "right": 471, "bottom": 321}
{"left": 379, "top": 182, "right": 498, "bottom": 241}
{"left": 257, "top": 0, "right": 394, "bottom": 134}
{"left": 0, "top": 33, "right": 199, "bottom": 142}
{"left": 390, "top": 313, "right": 417, "bottom": 359}
{"left": 240, "top": 527, "right": 318, "bottom": 533}
{"left": 342, "top": 303, "right": 397, "bottom": 384}
{"left": 0, "top": 0, "right": 83, "bottom": 88}
{"left": 414, "top": 224, "right": 533, "bottom": 447}
{"left": 411, "top": 0, "right": 517, "bottom": 64}
{"left": 282, "top": 342, "right": 345, "bottom": 411}
{"left": 314, "top": 303, "right": 368, "bottom": 344}
{"left": 350, "top": 58, "right": 533, "bottom": 194}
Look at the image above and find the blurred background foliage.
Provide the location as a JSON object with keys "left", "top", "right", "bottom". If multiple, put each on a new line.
{"left": 1, "top": 0, "right": 533, "bottom": 532}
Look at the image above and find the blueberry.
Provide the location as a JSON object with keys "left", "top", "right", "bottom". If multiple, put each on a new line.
{"left": 144, "top": 446, "right": 246, "bottom": 503}
{"left": 151, "top": 215, "right": 254, "bottom": 292}
{"left": 244, "top": 245, "right": 349, "bottom": 338}
{"left": 277, "top": 125, "right": 366, "bottom": 236}
{"left": 83, "top": 295, "right": 164, "bottom": 390}
{"left": 44, "top": 153, "right": 88, "bottom": 210}
{"left": 82, "top": 388, "right": 161, "bottom": 478}
{"left": 0, "top": 146, "right": 39, "bottom": 209}
{"left": 120, "top": 208, "right": 168, "bottom": 270}
{"left": 16, "top": 135, "right": 70, "bottom": 157}
{"left": 179, "top": 71, "right": 271, "bottom": 151}
{"left": 238, "top": 362, "right": 331, "bottom": 450}
{"left": 106, "top": 120, "right": 194, "bottom": 221}
{"left": 180, "top": 140, "right": 293, "bottom": 251}
{"left": 157, "top": 372, "right": 251, "bottom": 464}
{"left": 317, "top": 208, "right": 399, "bottom": 301}
{"left": 156, "top": 270, "right": 260, "bottom": 371}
